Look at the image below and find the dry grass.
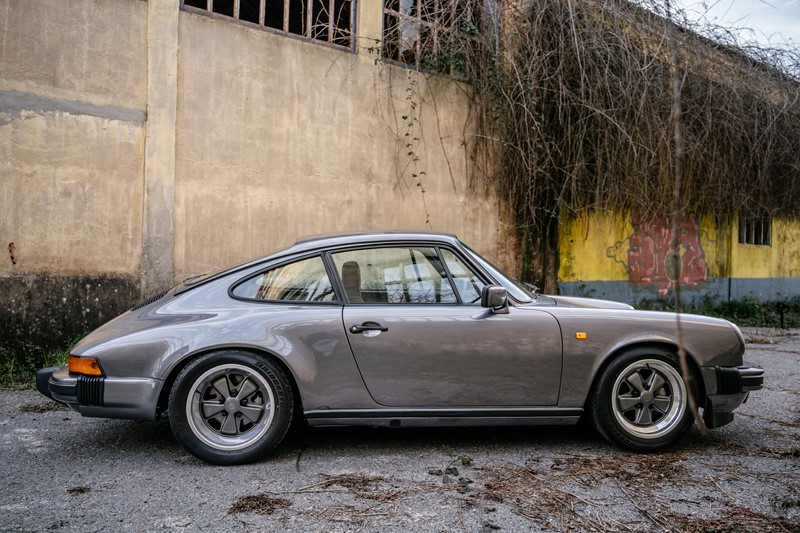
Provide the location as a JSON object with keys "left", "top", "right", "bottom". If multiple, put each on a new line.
{"left": 457, "top": 0, "right": 800, "bottom": 284}
{"left": 664, "top": 504, "right": 800, "bottom": 532}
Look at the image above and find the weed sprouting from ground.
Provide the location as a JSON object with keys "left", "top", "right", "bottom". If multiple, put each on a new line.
{"left": 0, "top": 340, "right": 75, "bottom": 388}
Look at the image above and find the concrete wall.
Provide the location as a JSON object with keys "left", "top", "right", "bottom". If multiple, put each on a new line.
{"left": 173, "top": 8, "right": 512, "bottom": 279}
{"left": 558, "top": 211, "right": 800, "bottom": 304}
{"left": 0, "top": 0, "right": 515, "bottom": 351}
{"left": 1, "top": 0, "right": 147, "bottom": 277}
{"left": 0, "top": 0, "right": 147, "bottom": 349}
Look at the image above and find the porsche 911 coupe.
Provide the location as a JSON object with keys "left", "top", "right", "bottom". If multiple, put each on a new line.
{"left": 37, "top": 231, "right": 763, "bottom": 464}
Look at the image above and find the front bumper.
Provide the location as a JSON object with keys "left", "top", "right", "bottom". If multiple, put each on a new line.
{"left": 36, "top": 365, "right": 161, "bottom": 421}
{"left": 701, "top": 361, "right": 764, "bottom": 429}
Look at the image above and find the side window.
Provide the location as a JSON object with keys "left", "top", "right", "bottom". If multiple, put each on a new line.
{"left": 232, "top": 256, "right": 336, "bottom": 302}
{"left": 440, "top": 248, "right": 486, "bottom": 304}
{"left": 332, "top": 247, "right": 457, "bottom": 304}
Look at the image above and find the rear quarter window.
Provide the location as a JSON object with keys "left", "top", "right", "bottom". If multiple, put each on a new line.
{"left": 231, "top": 256, "right": 337, "bottom": 303}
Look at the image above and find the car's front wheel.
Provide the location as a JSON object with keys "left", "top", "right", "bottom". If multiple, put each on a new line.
{"left": 589, "top": 348, "right": 696, "bottom": 452}
{"left": 168, "top": 351, "right": 293, "bottom": 465}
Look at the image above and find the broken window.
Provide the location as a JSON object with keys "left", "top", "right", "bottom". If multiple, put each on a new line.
{"left": 182, "top": 0, "right": 354, "bottom": 49}
{"left": 382, "top": 0, "right": 498, "bottom": 76}
{"left": 738, "top": 216, "right": 772, "bottom": 246}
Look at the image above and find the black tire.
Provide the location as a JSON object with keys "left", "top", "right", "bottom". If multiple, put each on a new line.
{"left": 588, "top": 347, "right": 696, "bottom": 452}
{"left": 168, "top": 350, "right": 293, "bottom": 465}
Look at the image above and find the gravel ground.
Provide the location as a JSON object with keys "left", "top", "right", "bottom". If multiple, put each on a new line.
{"left": 1, "top": 327, "right": 798, "bottom": 532}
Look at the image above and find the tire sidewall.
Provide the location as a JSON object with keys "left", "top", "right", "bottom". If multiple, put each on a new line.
{"left": 591, "top": 347, "right": 696, "bottom": 452}
{"left": 168, "top": 351, "right": 293, "bottom": 465}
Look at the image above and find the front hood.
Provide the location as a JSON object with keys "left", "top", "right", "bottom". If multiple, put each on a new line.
{"left": 528, "top": 295, "right": 634, "bottom": 309}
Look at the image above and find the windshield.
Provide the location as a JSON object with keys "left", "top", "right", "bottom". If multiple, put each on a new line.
{"left": 459, "top": 242, "right": 536, "bottom": 303}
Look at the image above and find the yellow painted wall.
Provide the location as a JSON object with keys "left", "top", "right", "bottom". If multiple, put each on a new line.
{"left": 731, "top": 218, "right": 800, "bottom": 279}
{"left": 560, "top": 211, "right": 800, "bottom": 285}
{"left": 558, "top": 212, "right": 632, "bottom": 282}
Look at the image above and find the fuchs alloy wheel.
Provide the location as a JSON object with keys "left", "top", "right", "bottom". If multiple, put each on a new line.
{"left": 168, "top": 351, "right": 293, "bottom": 465}
{"left": 590, "top": 348, "right": 696, "bottom": 452}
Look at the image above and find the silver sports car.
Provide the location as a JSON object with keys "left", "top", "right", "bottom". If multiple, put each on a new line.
{"left": 37, "top": 231, "right": 763, "bottom": 464}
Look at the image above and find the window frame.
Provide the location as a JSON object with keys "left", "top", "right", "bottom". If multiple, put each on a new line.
{"left": 228, "top": 252, "right": 344, "bottom": 305}
{"left": 738, "top": 216, "right": 772, "bottom": 247}
{"left": 381, "top": 0, "right": 492, "bottom": 76}
{"left": 324, "top": 243, "right": 491, "bottom": 306}
{"left": 181, "top": 0, "right": 357, "bottom": 52}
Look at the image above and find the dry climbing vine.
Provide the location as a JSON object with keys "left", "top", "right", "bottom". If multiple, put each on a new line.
{"left": 452, "top": 0, "right": 800, "bottom": 287}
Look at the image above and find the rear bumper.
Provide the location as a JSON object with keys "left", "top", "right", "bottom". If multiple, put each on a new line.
{"left": 701, "top": 361, "right": 764, "bottom": 429}
{"left": 36, "top": 365, "right": 161, "bottom": 421}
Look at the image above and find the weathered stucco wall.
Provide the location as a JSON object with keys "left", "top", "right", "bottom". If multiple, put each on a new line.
{"left": 0, "top": 0, "right": 147, "bottom": 277}
{"left": 0, "top": 0, "right": 147, "bottom": 350}
{"left": 1, "top": 0, "right": 515, "bottom": 352}
{"left": 558, "top": 212, "right": 800, "bottom": 304}
{"left": 173, "top": 8, "right": 512, "bottom": 279}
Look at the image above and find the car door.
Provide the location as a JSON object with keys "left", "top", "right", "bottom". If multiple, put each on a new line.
{"left": 331, "top": 245, "right": 563, "bottom": 407}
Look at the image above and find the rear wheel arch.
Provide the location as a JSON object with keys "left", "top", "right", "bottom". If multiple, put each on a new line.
{"left": 156, "top": 346, "right": 304, "bottom": 420}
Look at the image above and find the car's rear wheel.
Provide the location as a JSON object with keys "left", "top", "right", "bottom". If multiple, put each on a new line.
{"left": 589, "top": 347, "right": 696, "bottom": 452}
{"left": 168, "top": 351, "right": 293, "bottom": 465}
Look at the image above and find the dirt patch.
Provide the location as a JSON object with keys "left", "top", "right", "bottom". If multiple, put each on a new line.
{"left": 228, "top": 493, "right": 292, "bottom": 515}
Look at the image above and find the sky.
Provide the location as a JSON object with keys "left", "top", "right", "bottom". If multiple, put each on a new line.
{"left": 674, "top": 0, "right": 800, "bottom": 47}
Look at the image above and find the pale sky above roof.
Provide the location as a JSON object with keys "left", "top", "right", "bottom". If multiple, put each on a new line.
{"left": 675, "top": 0, "right": 800, "bottom": 47}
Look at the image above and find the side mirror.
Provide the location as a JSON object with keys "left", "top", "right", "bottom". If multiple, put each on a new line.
{"left": 480, "top": 285, "right": 509, "bottom": 314}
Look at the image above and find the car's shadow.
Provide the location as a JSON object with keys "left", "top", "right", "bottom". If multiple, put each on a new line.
{"left": 271, "top": 422, "right": 614, "bottom": 464}
{"left": 73, "top": 416, "right": 724, "bottom": 465}
{"left": 74, "top": 416, "right": 609, "bottom": 462}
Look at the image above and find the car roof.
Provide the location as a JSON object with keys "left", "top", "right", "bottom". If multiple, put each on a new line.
{"left": 177, "top": 231, "right": 463, "bottom": 293}
{"left": 292, "top": 230, "right": 459, "bottom": 250}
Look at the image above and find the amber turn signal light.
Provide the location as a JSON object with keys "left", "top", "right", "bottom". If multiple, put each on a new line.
{"left": 68, "top": 355, "right": 103, "bottom": 376}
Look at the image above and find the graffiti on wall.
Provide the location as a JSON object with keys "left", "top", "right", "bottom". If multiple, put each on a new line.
{"left": 607, "top": 213, "right": 708, "bottom": 296}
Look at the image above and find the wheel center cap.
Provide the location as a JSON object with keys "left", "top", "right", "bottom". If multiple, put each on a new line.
{"left": 640, "top": 391, "right": 654, "bottom": 404}
{"left": 224, "top": 398, "right": 240, "bottom": 413}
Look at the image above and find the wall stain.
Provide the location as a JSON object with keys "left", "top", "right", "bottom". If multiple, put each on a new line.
{"left": 0, "top": 90, "right": 146, "bottom": 126}
{"left": 8, "top": 242, "right": 16, "bottom": 265}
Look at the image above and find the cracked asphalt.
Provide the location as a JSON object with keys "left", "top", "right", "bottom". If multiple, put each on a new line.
{"left": 1, "top": 328, "right": 798, "bottom": 532}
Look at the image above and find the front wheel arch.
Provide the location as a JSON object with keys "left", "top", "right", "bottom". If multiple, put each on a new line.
{"left": 587, "top": 344, "right": 702, "bottom": 452}
{"left": 587, "top": 342, "right": 706, "bottom": 409}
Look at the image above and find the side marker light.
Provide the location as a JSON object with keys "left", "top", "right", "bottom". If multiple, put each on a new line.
{"left": 68, "top": 355, "right": 103, "bottom": 376}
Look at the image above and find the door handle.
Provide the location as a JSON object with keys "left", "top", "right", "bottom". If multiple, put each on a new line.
{"left": 349, "top": 321, "right": 389, "bottom": 334}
